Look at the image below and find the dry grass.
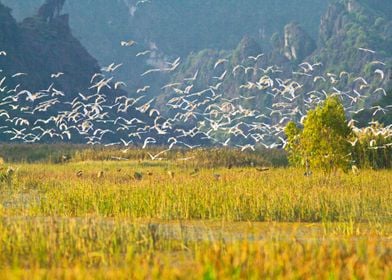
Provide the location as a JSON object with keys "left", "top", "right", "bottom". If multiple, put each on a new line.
{"left": 0, "top": 157, "right": 391, "bottom": 279}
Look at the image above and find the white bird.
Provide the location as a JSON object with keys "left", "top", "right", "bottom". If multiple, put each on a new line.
{"left": 121, "top": 40, "right": 136, "bottom": 47}
{"left": 25, "top": 91, "right": 48, "bottom": 102}
{"left": 135, "top": 98, "right": 155, "bottom": 113}
{"left": 136, "top": 50, "right": 151, "bottom": 57}
{"left": 0, "top": 76, "right": 6, "bottom": 88}
{"left": 149, "top": 108, "right": 160, "bottom": 117}
{"left": 236, "top": 144, "right": 255, "bottom": 152}
{"left": 90, "top": 73, "right": 104, "bottom": 83}
{"left": 52, "top": 88, "right": 65, "bottom": 97}
{"left": 213, "top": 70, "right": 227, "bottom": 81}
{"left": 77, "top": 92, "right": 95, "bottom": 102}
{"left": 141, "top": 67, "right": 162, "bottom": 76}
{"left": 373, "top": 88, "right": 387, "bottom": 96}
{"left": 220, "top": 138, "right": 231, "bottom": 147}
{"left": 0, "top": 51, "right": 7, "bottom": 56}
{"left": 0, "top": 111, "right": 10, "bottom": 118}
{"left": 214, "top": 58, "right": 228, "bottom": 69}
{"left": 89, "top": 77, "right": 113, "bottom": 94}
{"left": 358, "top": 47, "right": 376, "bottom": 54}
{"left": 184, "top": 84, "right": 194, "bottom": 94}
{"left": 232, "top": 64, "right": 245, "bottom": 75}
{"left": 7, "top": 84, "right": 20, "bottom": 94}
{"left": 142, "top": 137, "right": 156, "bottom": 149}
{"left": 299, "top": 61, "right": 322, "bottom": 73}
{"left": 248, "top": 53, "right": 264, "bottom": 61}
{"left": 51, "top": 72, "right": 64, "bottom": 78}
{"left": 101, "top": 63, "right": 123, "bottom": 72}
{"left": 114, "top": 81, "right": 127, "bottom": 89}
{"left": 349, "top": 108, "right": 364, "bottom": 115}
{"left": 371, "top": 105, "right": 388, "bottom": 116}
{"left": 370, "top": 60, "right": 386, "bottom": 66}
{"left": 184, "top": 70, "right": 199, "bottom": 81}
{"left": 120, "top": 138, "right": 133, "bottom": 147}
{"left": 12, "top": 72, "right": 27, "bottom": 78}
{"left": 209, "top": 82, "right": 222, "bottom": 91}
{"left": 347, "top": 138, "right": 358, "bottom": 146}
{"left": 354, "top": 77, "right": 368, "bottom": 85}
{"left": 161, "top": 82, "right": 181, "bottom": 90}
{"left": 374, "top": 69, "right": 384, "bottom": 80}
{"left": 136, "top": 85, "right": 150, "bottom": 93}
{"left": 136, "top": 0, "right": 151, "bottom": 6}
{"left": 148, "top": 149, "right": 169, "bottom": 161}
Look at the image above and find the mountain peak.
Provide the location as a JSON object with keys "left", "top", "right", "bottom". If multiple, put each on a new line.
{"left": 283, "top": 22, "right": 316, "bottom": 62}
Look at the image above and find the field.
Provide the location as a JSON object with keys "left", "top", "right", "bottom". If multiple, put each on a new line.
{"left": 0, "top": 149, "right": 391, "bottom": 279}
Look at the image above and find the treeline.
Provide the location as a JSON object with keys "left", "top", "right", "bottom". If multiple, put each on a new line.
{"left": 0, "top": 144, "right": 288, "bottom": 168}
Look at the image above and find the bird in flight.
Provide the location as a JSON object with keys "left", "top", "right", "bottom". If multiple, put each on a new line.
{"left": 136, "top": 0, "right": 151, "bottom": 7}
{"left": 248, "top": 53, "right": 264, "bottom": 61}
{"left": 51, "top": 72, "right": 64, "bottom": 79}
{"left": 358, "top": 47, "right": 376, "bottom": 54}
{"left": 136, "top": 50, "right": 151, "bottom": 57}
{"left": 121, "top": 40, "right": 136, "bottom": 47}
{"left": 101, "top": 63, "right": 123, "bottom": 72}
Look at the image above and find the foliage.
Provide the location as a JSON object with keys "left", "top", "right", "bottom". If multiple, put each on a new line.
{"left": 284, "top": 121, "right": 302, "bottom": 166}
{"left": 285, "top": 97, "right": 353, "bottom": 173}
{"left": 351, "top": 123, "right": 392, "bottom": 169}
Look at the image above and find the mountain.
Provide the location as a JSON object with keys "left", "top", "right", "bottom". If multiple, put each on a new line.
{"left": 3, "top": 0, "right": 328, "bottom": 54}
{"left": 0, "top": 1, "right": 162, "bottom": 144}
{"left": 157, "top": 0, "right": 392, "bottom": 120}
{"left": 0, "top": 1, "right": 99, "bottom": 94}
{"left": 2, "top": 0, "right": 329, "bottom": 93}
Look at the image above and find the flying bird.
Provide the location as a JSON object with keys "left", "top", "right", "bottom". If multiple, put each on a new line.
{"left": 51, "top": 72, "right": 64, "bottom": 78}
{"left": 136, "top": 85, "right": 150, "bottom": 93}
{"left": 374, "top": 69, "right": 384, "bottom": 80}
{"left": 136, "top": 50, "right": 151, "bottom": 57}
{"left": 101, "top": 63, "right": 123, "bottom": 72}
{"left": 358, "top": 47, "right": 376, "bottom": 54}
{"left": 121, "top": 40, "right": 136, "bottom": 47}
{"left": 248, "top": 53, "right": 264, "bottom": 61}
{"left": 214, "top": 58, "right": 228, "bottom": 69}
{"left": 114, "top": 81, "right": 127, "bottom": 89}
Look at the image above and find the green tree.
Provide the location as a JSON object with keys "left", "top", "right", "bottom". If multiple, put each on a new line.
{"left": 284, "top": 121, "right": 302, "bottom": 166}
{"left": 285, "top": 96, "right": 353, "bottom": 173}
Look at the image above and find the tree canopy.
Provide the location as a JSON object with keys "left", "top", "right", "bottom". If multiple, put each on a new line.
{"left": 285, "top": 96, "right": 352, "bottom": 173}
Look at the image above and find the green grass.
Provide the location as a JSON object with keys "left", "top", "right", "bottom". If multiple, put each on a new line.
{"left": 2, "top": 161, "right": 391, "bottom": 223}
{"left": 0, "top": 157, "right": 391, "bottom": 279}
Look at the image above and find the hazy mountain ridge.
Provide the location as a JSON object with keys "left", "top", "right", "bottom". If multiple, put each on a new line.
{"left": 0, "top": 1, "right": 187, "bottom": 144}
{"left": 2, "top": 0, "right": 329, "bottom": 94}
{"left": 0, "top": 1, "right": 99, "bottom": 94}
{"left": 161, "top": 0, "right": 392, "bottom": 113}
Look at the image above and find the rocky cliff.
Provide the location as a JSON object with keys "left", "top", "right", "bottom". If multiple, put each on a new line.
{"left": 0, "top": 1, "right": 99, "bottom": 96}
{"left": 283, "top": 23, "right": 316, "bottom": 62}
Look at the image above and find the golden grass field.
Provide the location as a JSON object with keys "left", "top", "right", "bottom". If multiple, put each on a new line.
{"left": 0, "top": 152, "right": 391, "bottom": 279}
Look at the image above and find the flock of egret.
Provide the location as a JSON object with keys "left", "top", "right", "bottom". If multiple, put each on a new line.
{"left": 0, "top": 39, "right": 391, "bottom": 157}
